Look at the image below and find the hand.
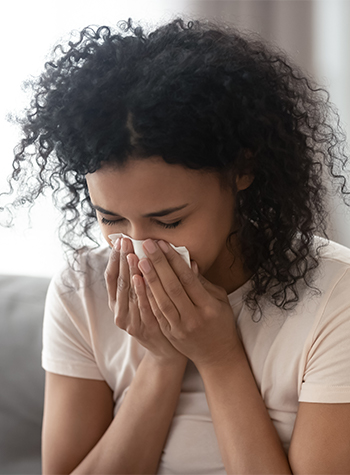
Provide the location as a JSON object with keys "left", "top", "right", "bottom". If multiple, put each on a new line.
{"left": 138, "top": 239, "right": 241, "bottom": 369}
{"left": 104, "top": 237, "right": 187, "bottom": 366}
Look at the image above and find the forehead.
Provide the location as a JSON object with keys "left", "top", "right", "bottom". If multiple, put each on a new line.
{"left": 86, "top": 157, "right": 223, "bottom": 212}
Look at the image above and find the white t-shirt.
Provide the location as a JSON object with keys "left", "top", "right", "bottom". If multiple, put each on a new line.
{"left": 42, "top": 237, "right": 350, "bottom": 474}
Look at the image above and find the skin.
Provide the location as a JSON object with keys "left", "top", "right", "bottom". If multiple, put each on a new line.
{"left": 86, "top": 156, "right": 253, "bottom": 294}
{"left": 87, "top": 156, "right": 253, "bottom": 366}
{"left": 42, "top": 156, "right": 350, "bottom": 474}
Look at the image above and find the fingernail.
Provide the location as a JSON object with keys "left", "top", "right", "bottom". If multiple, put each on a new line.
{"left": 158, "top": 240, "right": 169, "bottom": 253}
{"left": 139, "top": 258, "right": 152, "bottom": 274}
{"left": 143, "top": 239, "right": 157, "bottom": 254}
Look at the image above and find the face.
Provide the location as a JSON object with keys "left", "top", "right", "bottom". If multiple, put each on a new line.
{"left": 86, "top": 157, "right": 250, "bottom": 288}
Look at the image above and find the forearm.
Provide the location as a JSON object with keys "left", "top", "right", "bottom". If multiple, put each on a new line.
{"left": 73, "top": 353, "right": 187, "bottom": 475}
{"left": 198, "top": 342, "right": 291, "bottom": 475}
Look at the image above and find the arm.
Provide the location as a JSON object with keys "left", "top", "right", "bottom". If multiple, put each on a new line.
{"left": 289, "top": 402, "right": 350, "bottom": 474}
{"left": 138, "top": 239, "right": 350, "bottom": 474}
{"left": 136, "top": 239, "right": 291, "bottom": 473}
{"left": 42, "top": 237, "right": 188, "bottom": 474}
{"left": 196, "top": 345, "right": 350, "bottom": 475}
{"left": 42, "top": 354, "right": 187, "bottom": 474}
{"left": 197, "top": 344, "right": 291, "bottom": 474}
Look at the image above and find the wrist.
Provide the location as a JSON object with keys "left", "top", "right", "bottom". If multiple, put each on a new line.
{"left": 195, "top": 339, "right": 246, "bottom": 376}
{"left": 142, "top": 350, "right": 188, "bottom": 373}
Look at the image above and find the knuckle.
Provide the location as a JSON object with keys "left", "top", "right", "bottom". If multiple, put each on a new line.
{"left": 151, "top": 253, "right": 163, "bottom": 266}
{"left": 179, "top": 270, "right": 195, "bottom": 286}
{"left": 153, "top": 308, "right": 164, "bottom": 320}
{"left": 110, "top": 248, "right": 119, "bottom": 263}
{"left": 164, "top": 250, "right": 176, "bottom": 263}
{"left": 203, "top": 306, "right": 217, "bottom": 320}
{"left": 167, "top": 281, "right": 183, "bottom": 298}
{"left": 129, "top": 287, "right": 138, "bottom": 303}
{"left": 145, "top": 274, "right": 158, "bottom": 286}
{"left": 172, "top": 328, "right": 186, "bottom": 341}
{"left": 119, "top": 251, "right": 128, "bottom": 264}
{"left": 186, "top": 320, "right": 200, "bottom": 334}
{"left": 117, "top": 275, "right": 129, "bottom": 292}
{"left": 158, "top": 300, "right": 175, "bottom": 316}
{"left": 145, "top": 287, "right": 154, "bottom": 301}
{"left": 139, "top": 301, "right": 150, "bottom": 314}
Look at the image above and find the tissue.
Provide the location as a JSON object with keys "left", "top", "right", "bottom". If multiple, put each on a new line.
{"left": 108, "top": 233, "right": 191, "bottom": 267}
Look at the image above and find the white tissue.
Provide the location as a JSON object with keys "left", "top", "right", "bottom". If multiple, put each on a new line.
{"left": 108, "top": 233, "right": 191, "bottom": 267}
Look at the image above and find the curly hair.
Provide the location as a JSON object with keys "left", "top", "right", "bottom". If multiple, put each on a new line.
{"left": 2, "top": 18, "right": 349, "bottom": 311}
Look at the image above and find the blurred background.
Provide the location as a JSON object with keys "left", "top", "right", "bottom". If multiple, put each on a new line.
{"left": 1, "top": 0, "right": 350, "bottom": 277}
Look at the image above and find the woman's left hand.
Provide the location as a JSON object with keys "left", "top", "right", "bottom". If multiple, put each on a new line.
{"left": 137, "top": 239, "right": 241, "bottom": 369}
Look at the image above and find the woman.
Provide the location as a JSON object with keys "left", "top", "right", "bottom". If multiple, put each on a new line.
{"left": 3, "top": 18, "right": 350, "bottom": 474}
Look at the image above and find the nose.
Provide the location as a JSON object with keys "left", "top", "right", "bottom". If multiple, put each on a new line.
{"left": 124, "top": 225, "right": 155, "bottom": 243}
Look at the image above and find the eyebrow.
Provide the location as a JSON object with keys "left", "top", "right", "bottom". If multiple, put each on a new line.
{"left": 91, "top": 203, "right": 189, "bottom": 218}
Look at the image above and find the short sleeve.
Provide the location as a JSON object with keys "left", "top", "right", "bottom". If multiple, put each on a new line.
{"left": 42, "top": 271, "right": 104, "bottom": 380}
{"left": 299, "top": 268, "right": 350, "bottom": 403}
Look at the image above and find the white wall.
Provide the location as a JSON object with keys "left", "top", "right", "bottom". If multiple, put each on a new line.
{"left": 313, "top": 0, "right": 350, "bottom": 247}
{"left": 0, "top": 0, "right": 187, "bottom": 277}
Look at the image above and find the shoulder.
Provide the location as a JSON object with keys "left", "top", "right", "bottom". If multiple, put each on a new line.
{"left": 290, "top": 237, "right": 350, "bottom": 327}
{"left": 295, "top": 238, "right": 350, "bottom": 403}
{"left": 45, "top": 245, "right": 112, "bottom": 329}
{"left": 311, "top": 236, "right": 350, "bottom": 292}
{"left": 49, "top": 245, "right": 110, "bottom": 298}
{"left": 42, "top": 245, "right": 116, "bottom": 380}
{"left": 315, "top": 235, "right": 350, "bottom": 266}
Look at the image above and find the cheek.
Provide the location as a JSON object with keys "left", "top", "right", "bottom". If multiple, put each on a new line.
{"left": 184, "top": 233, "right": 222, "bottom": 273}
{"left": 183, "top": 211, "right": 234, "bottom": 272}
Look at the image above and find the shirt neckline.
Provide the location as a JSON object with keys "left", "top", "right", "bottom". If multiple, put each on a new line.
{"left": 227, "top": 278, "right": 252, "bottom": 308}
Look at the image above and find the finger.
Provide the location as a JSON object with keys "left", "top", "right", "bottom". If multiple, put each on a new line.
{"left": 138, "top": 253, "right": 181, "bottom": 326}
{"left": 143, "top": 275, "right": 162, "bottom": 318}
{"left": 145, "top": 239, "right": 211, "bottom": 308}
{"left": 115, "top": 237, "right": 133, "bottom": 328}
{"left": 142, "top": 239, "right": 192, "bottom": 312}
{"left": 133, "top": 277, "right": 173, "bottom": 348}
{"left": 143, "top": 277, "right": 172, "bottom": 335}
{"left": 191, "top": 260, "right": 199, "bottom": 277}
{"left": 140, "top": 273, "right": 170, "bottom": 328}
{"left": 133, "top": 274, "right": 160, "bottom": 327}
{"left": 104, "top": 238, "right": 121, "bottom": 311}
{"left": 126, "top": 253, "right": 142, "bottom": 329}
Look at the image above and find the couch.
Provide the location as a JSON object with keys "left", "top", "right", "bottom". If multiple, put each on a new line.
{"left": 0, "top": 274, "right": 50, "bottom": 475}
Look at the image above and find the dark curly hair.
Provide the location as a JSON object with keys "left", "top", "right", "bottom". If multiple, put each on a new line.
{"left": 2, "top": 18, "right": 349, "bottom": 311}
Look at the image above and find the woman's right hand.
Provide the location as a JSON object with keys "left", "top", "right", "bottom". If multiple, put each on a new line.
{"left": 104, "top": 237, "right": 187, "bottom": 366}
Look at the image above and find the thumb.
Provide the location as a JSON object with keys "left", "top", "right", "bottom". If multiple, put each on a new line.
{"left": 191, "top": 260, "right": 199, "bottom": 276}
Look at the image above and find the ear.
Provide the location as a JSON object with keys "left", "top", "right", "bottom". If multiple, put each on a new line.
{"left": 236, "top": 174, "right": 254, "bottom": 191}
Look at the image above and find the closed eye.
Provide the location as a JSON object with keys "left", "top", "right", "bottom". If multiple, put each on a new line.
{"left": 101, "top": 217, "right": 124, "bottom": 226}
{"left": 158, "top": 220, "right": 182, "bottom": 229}
{"left": 100, "top": 217, "right": 182, "bottom": 229}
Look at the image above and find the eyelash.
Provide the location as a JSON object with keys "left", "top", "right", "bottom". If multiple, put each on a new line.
{"left": 100, "top": 217, "right": 182, "bottom": 229}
